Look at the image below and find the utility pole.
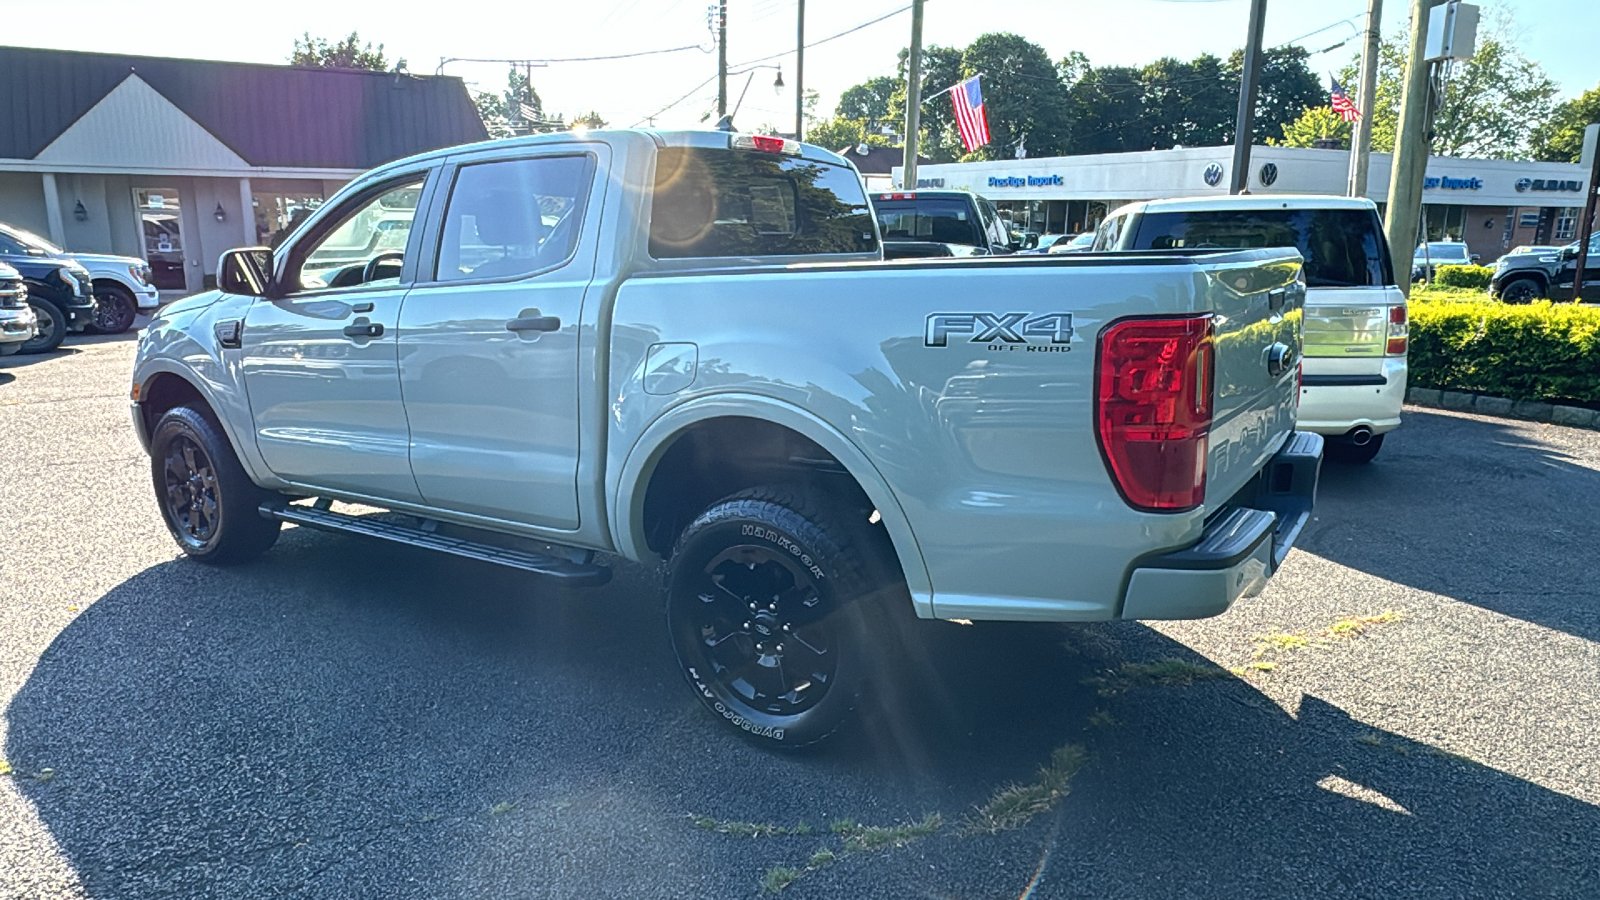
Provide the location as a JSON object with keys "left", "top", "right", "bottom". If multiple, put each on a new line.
{"left": 1570, "top": 123, "right": 1600, "bottom": 302}
{"left": 795, "top": 0, "right": 805, "bottom": 140}
{"left": 902, "top": 0, "right": 925, "bottom": 190}
{"left": 716, "top": 0, "right": 728, "bottom": 118}
{"left": 1229, "top": 0, "right": 1269, "bottom": 193}
{"left": 1347, "top": 0, "right": 1383, "bottom": 197}
{"left": 1384, "top": 0, "right": 1433, "bottom": 298}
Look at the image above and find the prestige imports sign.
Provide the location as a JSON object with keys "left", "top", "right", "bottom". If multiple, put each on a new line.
{"left": 987, "top": 174, "right": 1064, "bottom": 188}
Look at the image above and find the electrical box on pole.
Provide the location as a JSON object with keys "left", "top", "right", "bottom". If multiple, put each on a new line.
{"left": 1425, "top": 1, "right": 1478, "bottom": 62}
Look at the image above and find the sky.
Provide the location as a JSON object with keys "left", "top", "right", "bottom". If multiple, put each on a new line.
{"left": 6, "top": 0, "right": 1597, "bottom": 134}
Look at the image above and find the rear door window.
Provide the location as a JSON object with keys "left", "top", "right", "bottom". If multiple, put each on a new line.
{"left": 874, "top": 199, "right": 984, "bottom": 247}
{"left": 1127, "top": 208, "right": 1396, "bottom": 287}
{"left": 649, "top": 148, "right": 877, "bottom": 259}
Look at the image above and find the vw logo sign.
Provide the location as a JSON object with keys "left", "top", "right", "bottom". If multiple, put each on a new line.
{"left": 1259, "top": 162, "right": 1279, "bottom": 187}
{"left": 1203, "top": 163, "right": 1225, "bottom": 187}
{"left": 1515, "top": 177, "right": 1532, "bottom": 192}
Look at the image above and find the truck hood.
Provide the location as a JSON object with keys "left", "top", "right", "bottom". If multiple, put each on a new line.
{"left": 157, "top": 290, "right": 224, "bottom": 316}
{"left": 66, "top": 252, "right": 145, "bottom": 267}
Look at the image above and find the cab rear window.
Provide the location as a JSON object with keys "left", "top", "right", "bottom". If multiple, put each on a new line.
{"left": 649, "top": 148, "right": 878, "bottom": 259}
{"left": 1128, "top": 208, "right": 1396, "bottom": 288}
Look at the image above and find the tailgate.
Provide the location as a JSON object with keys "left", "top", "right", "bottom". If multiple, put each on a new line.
{"left": 1302, "top": 286, "right": 1404, "bottom": 373}
{"left": 1195, "top": 254, "right": 1305, "bottom": 506}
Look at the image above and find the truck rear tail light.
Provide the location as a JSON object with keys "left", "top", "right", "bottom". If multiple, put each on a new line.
{"left": 731, "top": 134, "right": 801, "bottom": 155}
{"left": 1387, "top": 303, "right": 1408, "bottom": 356}
{"left": 1095, "top": 315, "right": 1214, "bottom": 512}
{"left": 876, "top": 192, "right": 917, "bottom": 200}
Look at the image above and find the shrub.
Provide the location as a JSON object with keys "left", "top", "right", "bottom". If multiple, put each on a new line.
{"left": 1431, "top": 264, "right": 1493, "bottom": 290}
{"left": 1408, "top": 299, "right": 1600, "bottom": 403}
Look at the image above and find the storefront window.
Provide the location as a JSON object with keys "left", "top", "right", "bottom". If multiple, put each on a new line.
{"left": 1553, "top": 207, "right": 1578, "bottom": 242}
{"left": 1422, "top": 204, "right": 1466, "bottom": 242}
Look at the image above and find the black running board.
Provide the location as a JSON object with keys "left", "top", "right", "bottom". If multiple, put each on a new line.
{"left": 261, "top": 502, "right": 611, "bottom": 586}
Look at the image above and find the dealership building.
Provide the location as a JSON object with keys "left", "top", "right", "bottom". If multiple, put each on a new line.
{"left": 0, "top": 46, "right": 486, "bottom": 295}
{"left": 894, "top": 146, "right": 1591, "bottom": 262}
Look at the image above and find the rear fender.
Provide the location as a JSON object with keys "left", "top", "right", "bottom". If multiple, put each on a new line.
{"left": 612, "top": 394, "right": 934, "bottom": 617}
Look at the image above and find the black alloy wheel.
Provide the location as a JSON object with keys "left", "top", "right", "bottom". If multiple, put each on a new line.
{"left": 684, "top": 543, "right": 839, "bottom": 719}
{"left": 1500, "top": 278, "right": 1542, "bottom": 304}
{"left": 162, "top": 434, "right": 221, "bottom": 549}
{"left": 88, "top": 284, "right": 138, "bottom": 334}
{"left": 666, "top": 487, "right": 902, "bottom": 748}
{"left": 150, "top": 405, "right": 281, "bottom": 564}
{"left": 20, "top": 298, "right": 65, "bottom": 353}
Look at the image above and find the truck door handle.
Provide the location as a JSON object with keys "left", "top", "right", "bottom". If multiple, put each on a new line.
{"left": 506, "top": 315, "right": 560, "bottom": 333}
{"left": 343, "top": 321, "right": 384, "bottom": 338}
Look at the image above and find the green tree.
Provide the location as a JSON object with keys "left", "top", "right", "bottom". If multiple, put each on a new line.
{"left": 836, "top": 76, "right": 899, "bottom": 131}
{"left": 956, "top": 33, "right": 1071, "bottom": 160}
{"left": 887, "top": 44, "right": 966, "bottom": 162}
{"left": 571, "top": 111, "right": 608, "bottom": 130}
{"left": 1270, "top": 105, "right": 1352, "bottom": 148}
{"left": 1229, "top": 46, "right": 1322, "bottom": 145}
{"left": 290, "top": 32, "right": 404, "bottom": 72}
{"left": 804, "top": 116, "right": 893, "bottom": 153}
{"left": 1340, "top": 13, "right": 1558, "bottom": 159}
{"left": 1065, "top": 65, "right": 1151, "bottom": 153}
{"left": 474, "top": 66, "right": 549, "bottom": 138}
{"left": 1530, "top": 83, "right": 1599, "bottom": 162}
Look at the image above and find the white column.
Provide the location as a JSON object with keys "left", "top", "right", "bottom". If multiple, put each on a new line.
{"left": 41, "top": 173, "right": 66, "bottom": 247}
{"left": 237, "top": 178, "right": 255, "bottom": 247}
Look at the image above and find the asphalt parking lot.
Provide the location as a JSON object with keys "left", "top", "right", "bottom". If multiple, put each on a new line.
{"left": 2, "top": 334, "right": 1597, "bottom": 899}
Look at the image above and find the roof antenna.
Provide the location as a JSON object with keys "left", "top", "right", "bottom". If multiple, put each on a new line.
{"left": 714, "top": 115, "right": 736, "bottom": 132}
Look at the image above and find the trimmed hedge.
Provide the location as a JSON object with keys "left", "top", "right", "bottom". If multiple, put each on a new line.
{"left": 1409, "top": 298, "right": 1600, "bottom": 403}
{"left": 1431, "top": 264, "right": 1493, "bottom": 290}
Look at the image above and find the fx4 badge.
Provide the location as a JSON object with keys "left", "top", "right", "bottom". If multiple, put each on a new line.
{"left": 925, "top": 312, "right": 1074, "bottom": 352}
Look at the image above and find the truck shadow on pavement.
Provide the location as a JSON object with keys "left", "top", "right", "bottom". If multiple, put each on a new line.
{"left": 8, "top": 527, "right": 1598, "bottom": 898}
{"left": 1304, "top": 408, "right": 1600, "bottom": 643}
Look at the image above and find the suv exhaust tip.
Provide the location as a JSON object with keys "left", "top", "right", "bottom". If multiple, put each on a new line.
{"left": 1347, "top": 426, "right": 1374, "bottom": 446}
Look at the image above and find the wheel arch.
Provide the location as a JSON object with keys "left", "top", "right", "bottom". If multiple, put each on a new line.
{"left": 133, "top": 363, "right": 257, "bottom": 476}
{"left": 613, "top": 395, "right": 932, "bottom": 617}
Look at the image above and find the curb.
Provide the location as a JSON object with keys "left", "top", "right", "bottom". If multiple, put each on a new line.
{"left": 1405, "top": 388, "right": 1600, "bottom": 431}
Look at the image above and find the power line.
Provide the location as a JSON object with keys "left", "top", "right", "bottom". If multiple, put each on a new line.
{"left": 733, "top": 4, "right": 911, "bottom": 67}
{"left": 437, "top": 42, "right": 710, "bottom": 75}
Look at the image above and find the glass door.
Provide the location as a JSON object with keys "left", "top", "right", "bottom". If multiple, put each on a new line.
{"left": 133, "top": 188, "right": 186, "bottom": 290}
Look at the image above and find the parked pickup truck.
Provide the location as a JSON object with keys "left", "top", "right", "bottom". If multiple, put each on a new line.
{"left": 131, "top": 129, "right": 1320, "bottom": 747}
{"left": 870, "top": 189, "right": 1019, "bottom": 259}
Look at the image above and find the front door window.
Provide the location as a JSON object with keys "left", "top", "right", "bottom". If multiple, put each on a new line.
{"left": 293, "top": 182, "right": 423, "bottom": 292}
{"left": 134, "top": 188, "right": 185, "bottom": 290}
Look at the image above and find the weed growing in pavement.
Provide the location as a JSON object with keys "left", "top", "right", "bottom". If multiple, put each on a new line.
{"left": 1084, "top": 657, "right": 1229, "bottom": 695}
{"left": 831, "top": 813, "right": 943, "bottom": 852}
{"left": 1327, "top": 610, "right": 1402, "bottom": 638}
{"left": 967, "top": 744, "right": 1088, "bottom": 834}
{"left": 487, "top": 801, "right": 516, "bottom": 816}
{"left": 1087, "top": 708, "right": 1117, "bottom": 728}
{"left": 1236, "top": 611, "right": 1406, "bottom": 679}
{"left": 0, "top": 760, "right": 10, "bottom": 776}
{"left": 760, "top": 866, "right": 803, "bottom": 894}
{"left": 807, "top": 848, "right": 836, "bottom": 867}
{"left": 690, "top": 817, "right": 814, "bottom": 838}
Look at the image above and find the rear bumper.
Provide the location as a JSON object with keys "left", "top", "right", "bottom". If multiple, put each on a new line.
{"left": 1121, "top": 432, "right": 1323, "bottom": 620}
{"left": 1296, "top": 357, "right": 1407, "bottom": 436}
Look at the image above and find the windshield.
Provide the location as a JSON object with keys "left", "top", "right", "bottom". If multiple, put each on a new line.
{"left": 873, "top": 199, "right": 984, "bottom": 247}
{"left": 1127, "top": 207, "right": 1396, "bottom": 287}
{"left": 1417, "top": 243, "right": 1469, "bottom": 260}
{"left": 0, "top": 224, "right": 65, "bottom": 256}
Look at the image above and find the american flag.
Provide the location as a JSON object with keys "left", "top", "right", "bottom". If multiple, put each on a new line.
{"left": 951, "top": 75, "right": 990, "bottom": 152}
{"left": 1329, "top": 77, "right": 1362, "bottom": 123}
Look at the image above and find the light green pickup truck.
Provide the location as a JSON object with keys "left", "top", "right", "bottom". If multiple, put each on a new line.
{"left": 131, "top": 129, "right": 1320, "bottom": 746}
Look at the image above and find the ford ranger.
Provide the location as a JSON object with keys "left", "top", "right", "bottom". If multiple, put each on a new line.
{"left": 131, "top": 129, "right": 1320, "bottom": 747}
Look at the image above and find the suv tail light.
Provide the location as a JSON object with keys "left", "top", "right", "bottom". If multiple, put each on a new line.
{"left": 1387, "top": 303, "right": 1408, "bottom": 356}
{"left": 1095, "top": 316, "right": 1214, "bottom": 512}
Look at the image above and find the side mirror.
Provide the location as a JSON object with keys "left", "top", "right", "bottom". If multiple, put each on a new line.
{"left": 1559, "top": 246, "right": 1578, "bottom": 261}
{"left": 1007, "top": 239, "right": 1023, "bottom": 252}
{"left": 218, "top": 247, "right": 272, "bottom": 296}
{"left": 1470, "top": 254, "right": 1480, "bottom": 263}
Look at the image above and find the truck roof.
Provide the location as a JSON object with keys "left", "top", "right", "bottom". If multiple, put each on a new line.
{"left": 1113, "top": 194, "right": 1379, "bottom": 216}
{"left": 361, "top": 128, "right": 854, "bottom": 177}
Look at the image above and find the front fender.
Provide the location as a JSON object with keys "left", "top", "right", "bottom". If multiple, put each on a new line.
{"left": 132, "top": 296, "right": 272, "bottom": 485}
{"left": 610, "top": 393, "right": 934, "bottom": 618}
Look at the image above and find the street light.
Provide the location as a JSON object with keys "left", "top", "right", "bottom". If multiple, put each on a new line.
{"left": 710, "top": 65, "right": 784, "bottom": 131}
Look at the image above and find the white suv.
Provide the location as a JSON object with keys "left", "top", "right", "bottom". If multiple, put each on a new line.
{"left": 1094, "top": 195, "right": 1406, "bottom": 463}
